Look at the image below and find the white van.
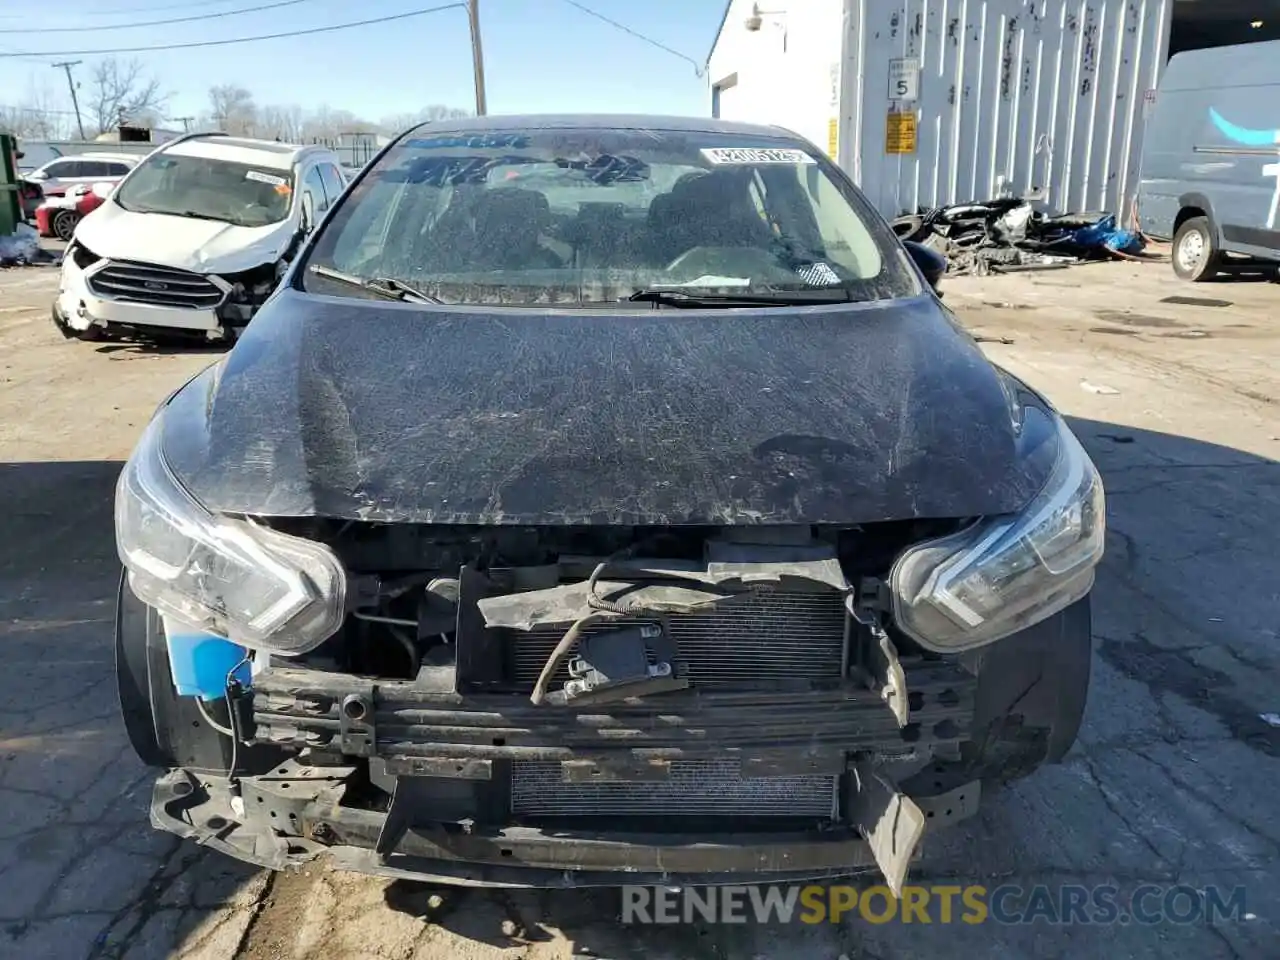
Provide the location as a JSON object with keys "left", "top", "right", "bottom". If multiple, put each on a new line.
{"left": 54, "top": 133, "right": 348, "bottom": 341}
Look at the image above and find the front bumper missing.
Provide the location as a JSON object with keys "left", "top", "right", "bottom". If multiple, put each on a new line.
{"left": 151, "top": 766, "right": 981, "bottom": 889}
{"left": 153, "top": 662, "right": 981, "bottom": 890}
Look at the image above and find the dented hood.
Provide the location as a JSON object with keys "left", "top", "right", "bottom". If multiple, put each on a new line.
{"left": 159, "top": 288, "right": 1056, "bottom": 525}
{"left": 75, "top": 201, "right": 294, "bottom": 274}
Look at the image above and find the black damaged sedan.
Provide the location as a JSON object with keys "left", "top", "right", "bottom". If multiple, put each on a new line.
{"left": 114, "top": 115, "right": 1104, "bottom": 891}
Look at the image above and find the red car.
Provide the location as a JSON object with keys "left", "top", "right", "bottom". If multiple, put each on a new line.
{"left": 35, "top": 182, "right": 109, "bottom": 241}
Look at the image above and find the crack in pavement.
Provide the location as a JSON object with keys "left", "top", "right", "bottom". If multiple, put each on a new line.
{"left": 1078, "top": 753, "right": 1174, "bottom": 870}
{"left": 1131, "top": 746, "right": 1280, "bottom": 852}
{"left": 84, "top": 836, "right": 190, "bottom": 960}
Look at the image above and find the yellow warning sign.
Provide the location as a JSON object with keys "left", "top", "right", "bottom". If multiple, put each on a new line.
{"left": 827, "top": 118, "right": 838, "bottom": 158}
{"left": 886, "top": 111, "right": 917, "bottom": 154}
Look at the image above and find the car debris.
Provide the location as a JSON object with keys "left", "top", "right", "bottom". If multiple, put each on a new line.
{"left": 0, "top": 223, "right": 56, "bottom": 267}
{"left": 894, "top": 200, "right": 1148, "bottom": 276}
{"left": 1080, "top": 380, "right": 1122, "bottom": 395}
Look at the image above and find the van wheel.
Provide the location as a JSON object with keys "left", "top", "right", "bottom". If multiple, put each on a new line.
{"left": 1172, "top": 216, "right": 1220, "bottom": 281}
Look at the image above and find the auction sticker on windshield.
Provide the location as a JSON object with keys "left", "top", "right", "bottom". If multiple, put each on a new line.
{"left": 245, "top": 170, "right": 287, "bottom": 185}
{"left": 701, "top": 147, "right": 816, "bottom": 165}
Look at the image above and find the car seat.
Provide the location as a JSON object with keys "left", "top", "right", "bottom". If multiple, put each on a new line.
{"left": 469, "top": 188, "right": 559, "bottom": 270}
{"left": 645, "top": 170, "right": 770, "bottom": 265}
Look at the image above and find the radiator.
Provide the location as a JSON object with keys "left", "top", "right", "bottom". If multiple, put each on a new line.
{"left": 510, "top": 759, "right": 836, "bottom": 818}
{"left": 506, "top": 585, "right": 847, "bottom": 687}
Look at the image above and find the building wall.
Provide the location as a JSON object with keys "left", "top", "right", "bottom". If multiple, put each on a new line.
{"left": 708, "top": 0, "right": 845, "bottom": 158}
{"left": 844, "top": 0, "right": 1173, "bottom": 218}
{"left": 709, "top": 0, "right": 1175, "bottom": 220}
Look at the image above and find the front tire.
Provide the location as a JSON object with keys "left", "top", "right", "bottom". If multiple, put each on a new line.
{"left": 1172, "top": 216, "right": 1221, "bottom": 282}
{"left": 115, "top": 569, "right": 174, "bottom": 768}
{"left": 114, "top": 570, "right": 288, "bottom": 775}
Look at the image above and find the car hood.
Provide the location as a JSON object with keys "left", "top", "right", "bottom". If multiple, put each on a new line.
{"left": 158, "top": 289, "right": 1057, "bottom": 525}
{"left": 76, "top": 202, "right": 295, "bottom": 274}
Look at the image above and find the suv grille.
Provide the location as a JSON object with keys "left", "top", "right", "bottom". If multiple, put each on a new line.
{"left": 87, "top": 260, "right": 223, "bottom": 309}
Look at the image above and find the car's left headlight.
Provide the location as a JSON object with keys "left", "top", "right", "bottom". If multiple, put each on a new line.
{"left": 115, "top": 413, "right": 347, "bottom": 654}
{"left": 889, "top": 410, "right": 1105, "bottom": 652}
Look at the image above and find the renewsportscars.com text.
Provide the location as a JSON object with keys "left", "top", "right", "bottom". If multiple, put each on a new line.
{"left": 621, "top": 884, "right": 1248, "bottom": 926}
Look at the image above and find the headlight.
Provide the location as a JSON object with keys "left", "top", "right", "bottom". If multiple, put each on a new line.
{"left": 890, "top": 411, "right": 1104, "bottom": 652}
{"left": 115, "top": 413, "right": 347, "bottom": 654}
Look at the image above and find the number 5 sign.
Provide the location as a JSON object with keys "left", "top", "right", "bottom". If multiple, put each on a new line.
{"left": 889, "top": 58, "right": 920, "bottom": 100}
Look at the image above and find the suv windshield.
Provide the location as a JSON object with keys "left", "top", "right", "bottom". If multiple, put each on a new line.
{"left": 303, "top": 127, "right": 917, "bottom": 305}
{"left": 114, "top": 151, "right": 295, "bottom": 228}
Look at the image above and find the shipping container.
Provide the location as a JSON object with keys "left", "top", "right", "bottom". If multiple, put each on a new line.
{"left": 708, "top": 0, "right": 1174, "bottom": 220}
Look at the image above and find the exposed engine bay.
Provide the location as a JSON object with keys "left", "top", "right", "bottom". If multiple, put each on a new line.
{"left": 155, "top": 521, "right": 995, "bottom": 891}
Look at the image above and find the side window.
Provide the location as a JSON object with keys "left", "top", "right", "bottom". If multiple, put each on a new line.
{"left": 304, "top": 166, "right": 329, "bottom": 212}
{"left": 301, "top": 166, "right": 327, "bottom": 230}
{"left": 318, "top": 163, "right": 345, "bottom": 206}
{"left": 108, "top": 162, "right": 133, "bottom": 176}
{"left": 81, "top": 161, "right": 110, "bottom": 177}
{"left": 45, "top": 160, "right": 76, "bottom": 178}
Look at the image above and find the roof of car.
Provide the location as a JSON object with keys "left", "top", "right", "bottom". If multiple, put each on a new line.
{"left": 162, "top": 134, "right": 337, "bottom": 170}
{"left": 76, "top": 152, "right": 140, "bottom": 163}
{"left": 45, "top": 152, "right": 137, "bottom": 165}
{"left": 402, "top": 113, "right": 799, "bottom": 141}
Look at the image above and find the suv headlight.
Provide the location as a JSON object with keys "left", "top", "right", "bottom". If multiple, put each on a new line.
{"left": 115, "top": 413, "right": 347, "bottom": 654}
{"left": 890, "top": 411, "right": 1105, "bottom": 652}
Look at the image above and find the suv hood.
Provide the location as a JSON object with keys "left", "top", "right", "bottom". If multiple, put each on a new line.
{"left": 159, "top": 290, "right": 1056, "bottom": 525}
{"left": 76, "top": 202, "right": 295, "bottom": 274}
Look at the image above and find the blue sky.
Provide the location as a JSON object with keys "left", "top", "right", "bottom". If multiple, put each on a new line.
{"left": 0, "top": 0, "right": 725, "bottom": 127}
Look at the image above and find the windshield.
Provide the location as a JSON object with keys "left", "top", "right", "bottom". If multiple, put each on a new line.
{"left": 303, "top": 128, "right": 917, "bottom": 305}
{"left": 114, "top": 151, "right": 295, "bottom": 228}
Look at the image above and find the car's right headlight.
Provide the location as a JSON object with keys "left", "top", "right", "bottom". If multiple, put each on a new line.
{"left": 115, "top": 412, "right": 347, "bottom": 654}
{"left": 889, "top": 410, "right": 1105, "bottom": 652}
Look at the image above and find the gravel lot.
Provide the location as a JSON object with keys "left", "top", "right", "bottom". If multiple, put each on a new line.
{"left": 1, "top": 255, "right": 1277, "bottom": 959}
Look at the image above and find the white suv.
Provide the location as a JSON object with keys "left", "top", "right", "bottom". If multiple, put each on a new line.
{"left": 54, "top": 134, "right": 348, "bottom": 342}
{"left": 24, "top": 152, "right": 138, "bottom": 197}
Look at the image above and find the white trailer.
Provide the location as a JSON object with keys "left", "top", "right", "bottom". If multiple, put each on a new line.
{"left": 707, "top": 0, "right": 1174, "bottom": 219}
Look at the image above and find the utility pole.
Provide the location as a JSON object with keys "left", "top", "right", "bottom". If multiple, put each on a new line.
{"left": 467, "top": 0, "right": 487, "bottom": 116}
{"left": 52, "top": 60, "right": 86, "bottom": 140}
{"left": 173, "top": 116, "right": 194, "bottom": 132}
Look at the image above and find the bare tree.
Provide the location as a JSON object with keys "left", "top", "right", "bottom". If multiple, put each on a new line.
{"left": 258, "top": 103, "right": 305, "bottom": 142}
{"left": 209, "top": 84, "right": 258, "bottom": 136}
{"left": 86, "top": 57, "right": 168, "bottom": 135}
{"left": 0, "top": 81, "right": 76, "bottom": 140}
{"left": 301, "top": 105, "right": 371, "bottom": 142}
{"left": 379, "top": 104, "right": 471, "bottom": 135}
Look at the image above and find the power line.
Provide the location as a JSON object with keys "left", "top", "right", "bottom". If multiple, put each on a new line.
{"left": 0, "top": 0, "right": 316, "bottom": 34}
{"left": 0, "top": 3, "right": 466, "bottom": 58}
{"left": 0, "top": 103, "right": 84, "bottom": 116}
{"left": 559, "top": 0, "right": 703, "bottom": 77}
{"left": 0, "top": 0, "right": 258, "bottom": 19}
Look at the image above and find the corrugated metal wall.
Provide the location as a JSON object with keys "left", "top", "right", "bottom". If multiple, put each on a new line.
{"left": 842, "top": 0, "right": 1173, "bottom": 218}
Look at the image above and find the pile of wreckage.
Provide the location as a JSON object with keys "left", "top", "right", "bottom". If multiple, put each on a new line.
{"left": 892, "top": 198, "right": 1146, "bottom": 277}
{"left": 0, "top": 223, "right": 59, "bottom": 268}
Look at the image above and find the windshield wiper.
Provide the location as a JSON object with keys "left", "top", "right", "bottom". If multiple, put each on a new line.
{"left": 627, "top": 288, "right": 853, "bottom": 308}
{"left": 309, "top": 264, "right": 442, "bottom": 304}
{"left": 173, "top": 210, "right": 228, "bottom": 222}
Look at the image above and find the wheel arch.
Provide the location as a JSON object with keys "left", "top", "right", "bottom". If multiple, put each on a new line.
{"left": 1175, "top": 193, "right": 1219, "bottom": 241}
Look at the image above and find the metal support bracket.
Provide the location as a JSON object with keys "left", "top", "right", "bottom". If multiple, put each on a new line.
{"left": 847, "top": 762, "right": 927, "bottom": 898}
{"left": 338, "top": 681, "right": 377, "bottom": 757}
{"left": 848, "top": 583, "right": 909, "bottom": 728}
